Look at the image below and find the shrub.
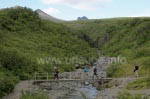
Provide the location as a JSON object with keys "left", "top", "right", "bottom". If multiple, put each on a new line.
{"left": 126, "top": 77, "right": 150, "bottom": 90}
{"left": 117, "top": 90, "right": 142, "bottom": 99}
{"left": 20, "top": 91, "right": 49, "bottom": 99}
{"left": 106, "top": 64, "right": 120, "bottom": 77}
{"left": 0, "top": 72, "right": 19, "bottom": 97}
{"left": 0, "top": 49, "right": 37, "bottom": 79}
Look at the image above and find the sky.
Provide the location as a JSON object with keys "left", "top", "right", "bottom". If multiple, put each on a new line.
{"left": 0, "top": 0, "right": 150, "bottom": 20}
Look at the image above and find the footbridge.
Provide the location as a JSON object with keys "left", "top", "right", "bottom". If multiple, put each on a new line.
{"left": 34, "top": 72, "right": 112, "bottom": 84}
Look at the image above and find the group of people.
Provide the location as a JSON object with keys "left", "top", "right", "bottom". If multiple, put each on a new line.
{"left": 83, "top": 66, "right": 98, "bottom": 79}
{"left": 53, "top": 66, "right": 99, "bottom": 80}
{"left": 53, "top": 64, "right": 139, "bottom": 80}
{"left": 92, "top": 64, "right": 139, "bottom": 78}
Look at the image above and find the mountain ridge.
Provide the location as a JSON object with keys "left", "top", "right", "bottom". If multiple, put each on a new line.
{"left": 35, "top": 9, "right": 65, "bottom": 22}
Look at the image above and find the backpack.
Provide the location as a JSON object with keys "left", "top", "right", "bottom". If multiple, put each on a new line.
{"left": 135, "top": 66, "right": 139, "bottom": 70}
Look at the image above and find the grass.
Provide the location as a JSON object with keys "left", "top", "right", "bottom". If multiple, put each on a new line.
{"left": 0, "top": 6, "right": 149, "bottom": 98}
{"left": 66, "top": 18, "right": 150, "bottom": 98}
{"left": 20, "top": 91, "right": 49, "bottom": 99}
{"left": 104, "top": 83, "right": 113, "bottom": 88}
{"left": 116, "top": 90, "right": 143, "bottom": 99}
{"left": 80, "top": 91, "right": 88, "bottom": 99}
{"left": 96, "top": 82, "right": 113, "bottom": 91}
{"left": 126, "top": 77, "right": 150, "bottom": 90}
{"left": 0, "top": 7, "right": 97, "bottom": 97}
{"left": 65, "top": 17, "right": 150, "bottom": 78}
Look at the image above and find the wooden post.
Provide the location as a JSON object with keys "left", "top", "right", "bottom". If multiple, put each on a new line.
{"left": 34, "top": 72, "right": 36, "bottom": 84}
{"left": 47, "top": 72, "right": 48, "bottom": 80}
{"left": 35, "top": 72, "right": 36, "bottom": 81}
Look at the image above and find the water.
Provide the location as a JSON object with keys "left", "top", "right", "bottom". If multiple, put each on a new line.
{"left": 80, "top": 84, "right": 97, "bottom": 99}
{"left": 69, "top": 84, "right": 97, "bottom": 99}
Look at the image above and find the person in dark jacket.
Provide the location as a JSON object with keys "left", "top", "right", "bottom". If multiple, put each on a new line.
{"left": 134, "top": 64, "right": 139, "bottom": 77}
{"left": 93, "top": 67, "right": 98, "bottom": 80}
{"left": 54, "top": 68, "right": 59, "bottom": 80}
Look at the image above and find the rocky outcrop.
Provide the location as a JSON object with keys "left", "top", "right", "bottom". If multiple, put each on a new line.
{"left": 77, "top": 16, "right": 88, "bottom": 20}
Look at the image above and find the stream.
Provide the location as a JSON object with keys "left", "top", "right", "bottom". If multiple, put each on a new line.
{"left": 41, "top": 67, "right": 106, "bottom": 99}
{"left": 57, "top": 83, "right": 98, "bottom": 99}
{"left": 79, "top": 84, "right": 97, "bottom": 99}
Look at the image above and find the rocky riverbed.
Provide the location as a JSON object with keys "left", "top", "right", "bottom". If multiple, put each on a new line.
{"left": 32, "top": 68, "right": 99, "bottom": 99}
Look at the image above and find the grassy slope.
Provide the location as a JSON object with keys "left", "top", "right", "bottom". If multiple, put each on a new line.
{"left": 0, "top": 7, "right": 149, "bottom": 97}
{"left": 64, "top": 18, "right": 150, "bottom": 90}
{"left": 0, "top": 7, "right": 96, "bottom": 70}
{"left": 127, "top": 77, "right": 150, "bottom": 90}
{"left": 0, "top": 7, "right": 96, "bottom": 97}
{"left": 64, "top": 18, "right": 150, "bottom": 77}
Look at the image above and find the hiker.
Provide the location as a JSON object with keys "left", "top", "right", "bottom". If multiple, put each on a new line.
{"left": 93, "top": 67, "right": 98, "bottom": 80}
{"left": 83, "top": 66, "right": 89, "bottom": 79}
{"left": 54, "top": 67, "right": 59, "bottom": 80}
{"left": 134, "top": 64, "right": 139, "bottom": 77}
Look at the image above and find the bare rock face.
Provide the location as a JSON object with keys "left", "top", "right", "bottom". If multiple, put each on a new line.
{"left": 77, "top": 16, "right": 88, "bottom": 20}
{"left": 35, "top": 9, "right": 64, "bottom": 22}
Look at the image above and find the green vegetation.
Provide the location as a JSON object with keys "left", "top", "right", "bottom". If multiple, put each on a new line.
{"left": 65, "top": 18, "right": 150, "bottom": 90}
{"left": 20, "top": 91, "right": 49, "bottom": 99}
{"left": 0, "top": 6, "right": 149, "bottom": 98}
{"left": 0, "top": 7, "right": 96, "bottom": 97}
{"left": 0, "top": 71, "right": 19, "bottom": 97}
{"left": 104, "top": 82, "right": 113, "bottom": 88}
{"left": 65, "top": 18, "right": 150, "bottom": 77}
{"left": 80, "top": 91, "right": 88, "bottom": 99}
{"left": 96, "top": 82, "right": 113, "bottom": 91}
{"left": 116, "top": 90, "right": 143, "bottom": 99}
{"left": 127, "top": 77, "right": 150, "bottom": 90}
{"left": 106, "top": 64, "right": 121, "bottom": 77}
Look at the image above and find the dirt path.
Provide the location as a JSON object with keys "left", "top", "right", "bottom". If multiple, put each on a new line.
{"left": 129, "top": 89, "right": 150, "bottom": 96}
{"left": 96, "top": 77, "right": 136, "bottom": 99}
{"left": 94, "top": 58, "right": 150, "bottom": 99}
{"left": 2, "top": 80, "right": 33, "bottom": 99}
{"left": 97, "top": 77, "right": 150, "bottom": 99}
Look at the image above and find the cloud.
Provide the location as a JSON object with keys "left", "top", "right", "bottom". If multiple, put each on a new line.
{"left": 41, "top": 0, "right": 112, "bottom": 10}
{"left": 129, "top": 10, "right": 150, "bottom": 17}
{"left": 43, "top": 7, "right": 60, "bottom": 14}
{"left": 130, "top": 14, "right": 150, "bottom": 17}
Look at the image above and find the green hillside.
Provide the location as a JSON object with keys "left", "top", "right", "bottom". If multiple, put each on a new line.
{"left": 0, "top": 7, "right": 149, "bottom": 97}
{"left": 64, "top": 18, "right": 150, "bottom": 77}
{"left": 0, "top": 7, "right": 96, "bottom": 97}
